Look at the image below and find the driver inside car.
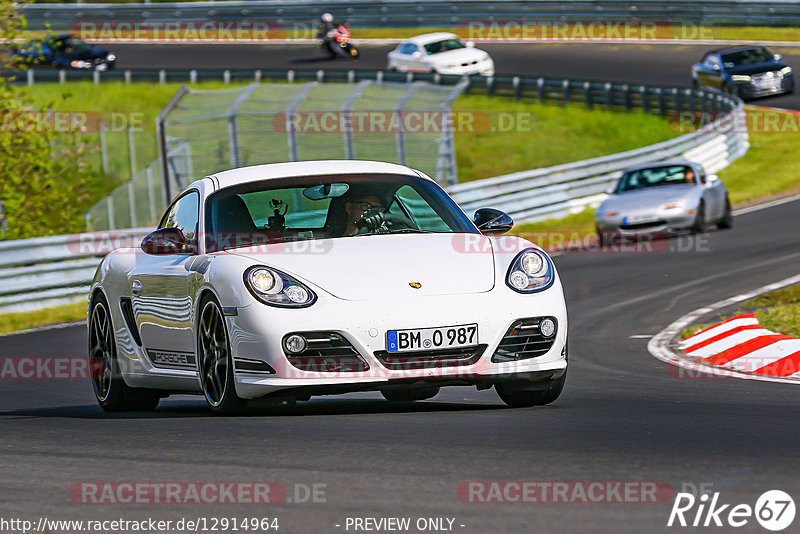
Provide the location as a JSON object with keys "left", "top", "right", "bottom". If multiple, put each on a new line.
{"left": 344, "top": 193, "right": 386, "bottom": 235}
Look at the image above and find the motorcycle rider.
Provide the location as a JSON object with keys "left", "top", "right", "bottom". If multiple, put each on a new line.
{"left": 317, "top": 13, "right": 337, "bottom": 40}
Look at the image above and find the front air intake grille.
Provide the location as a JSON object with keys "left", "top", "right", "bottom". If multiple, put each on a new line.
{"left": 492, "top": 318, "right": 557, "bottom": 362}
{"left": 374, "top": 345, "right": 487, "bottom": 370}
{"left": 282, "top": 332, "right": 369, "bottom": 373}
{"left": 620, "top": 220, "right": 666, "bottom": 230}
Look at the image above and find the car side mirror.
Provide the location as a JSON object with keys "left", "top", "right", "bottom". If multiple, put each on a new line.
{"left": 775, "top": 53, "right": 783, "bottom": 61}
{"left": 705, "top": 174, "right": 719, "bottom": 187}
{"left": 473, "top": 208, "right": 513, "bottom": 236}
{"left": 604, "top": 186, "right": 615, "bottom": 195}
{"left": 712, "top": 64, "right": 721, "bottom": 71}
{"left": 412, "top": 50, "right": 422, "bottom": 58}
{"left": 465, "top": 41, "right": 476, "bottom": 48}
{"left": 141, "top": 227, "right": 194, "bottom": 255}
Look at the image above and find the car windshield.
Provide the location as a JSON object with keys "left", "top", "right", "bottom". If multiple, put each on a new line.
{"left": 721, "top": 47, "right": 774, "bottom": 66}
{"left": 424, "top": 39, "right": 465, "bottom": 55}
{"left": 204, "top": 173, "right": 477, "bottom": 252}
{"left": 615, "top": 165, "right": 697, "bottom": 193}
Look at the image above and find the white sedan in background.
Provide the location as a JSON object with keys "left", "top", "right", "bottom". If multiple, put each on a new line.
{"left": 88, "top": 160, "right": 567, "bottom": 414}
{"left": 387, "top": 33, "right": 495, "bottom": 76}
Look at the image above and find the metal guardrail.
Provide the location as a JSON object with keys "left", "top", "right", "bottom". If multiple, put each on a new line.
{"left": 19, "top": 0, "right": 800, "bottom": 30}
{"left": 0, "top": 69, "right": 745, "bottom": 313}
{"left": 0, "top": 229, "right": 150, "bottom": 314}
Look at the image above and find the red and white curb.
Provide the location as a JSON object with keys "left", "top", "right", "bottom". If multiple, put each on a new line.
{"left": 648, "top": 273, "right": 800, "bottom": 384}
{"left": 679, "top": 314, "right": 800, "bottom": 378}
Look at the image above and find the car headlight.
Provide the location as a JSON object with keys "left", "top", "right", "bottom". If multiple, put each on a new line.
{"left": 70, "top": 60, "right": 91, "bottom": 69}
{"left": 781, "top": 66, "right": 792, "bottom": 75}
{"left": 106, "top": 53, "right": 116, "bottom": 62}
{"left": 506, "top": 248, "right": 554, "bottom": 293}
{"left": 731, "top": 74, "right": 751, "bottom": 82}
{"left": 244, "top": 266, "right": 317, "bottom": 308}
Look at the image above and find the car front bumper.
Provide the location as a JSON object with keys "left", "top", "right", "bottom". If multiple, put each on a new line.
{"left": 596, "top": 208, "right": 697, "bottom": 237}
{"left": 735, "top": 74, "right": 794, "bottom": 99}
{"left": 226, "top": 284, "right": 567, "bottom": 399}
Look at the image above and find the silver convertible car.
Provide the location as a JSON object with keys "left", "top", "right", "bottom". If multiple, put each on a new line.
{"left": 595, "top": 160, "right": 732, "bottom": 244}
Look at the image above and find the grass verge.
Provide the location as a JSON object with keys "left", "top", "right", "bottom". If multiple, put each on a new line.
{"left": 0, "top": 301, "right": 86, "bottom": 336}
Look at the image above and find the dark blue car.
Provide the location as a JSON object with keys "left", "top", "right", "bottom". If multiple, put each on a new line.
{"left": 691, "top": 45, "right": 794, "bottom": 100}
{"left": 13, "top": 33, "right": 116, "bottom": 71}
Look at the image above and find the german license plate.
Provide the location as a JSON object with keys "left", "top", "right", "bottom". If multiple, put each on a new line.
{"left": 386, "top": 324, "right": 478, "bottom": 353}
{"left": 624, "top": 214, "right": 657, "bottom": 224}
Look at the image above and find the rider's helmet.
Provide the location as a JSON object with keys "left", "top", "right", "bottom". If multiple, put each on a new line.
{"left": 321, "top": 13, "right": 334, "bottom": 23}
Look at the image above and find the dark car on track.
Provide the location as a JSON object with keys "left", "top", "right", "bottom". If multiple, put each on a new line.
{"left": 13, "top": 33, "right": 116, "bottom": 71}
{"left": 691, "top": 45, "right": 794, "bottom": 100}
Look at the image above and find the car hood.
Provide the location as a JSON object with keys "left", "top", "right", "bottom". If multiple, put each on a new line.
{"left": 601, "top": 184, "right": 699, "bottom": 211}
{"left": 231, "top": 233, "right": 496, "bottom": 301}
{"left": 428, "top": 48, "right": 489, "bottom": 65}
{"left": 730, "top": 61, "right": 788, "bottom": 75}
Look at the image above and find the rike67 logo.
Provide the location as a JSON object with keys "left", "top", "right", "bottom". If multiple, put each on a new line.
{"left": 668, "top": 490, "right": 795, "bottom": 531}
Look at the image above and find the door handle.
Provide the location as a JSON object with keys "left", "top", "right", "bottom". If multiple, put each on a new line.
{"left": 131, "top": 279, "right": 143, "bottom": 297}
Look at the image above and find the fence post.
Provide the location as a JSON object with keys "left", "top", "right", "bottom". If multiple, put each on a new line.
{"left": 656, "top": 87, "right": 666, "bottom": 116}
{"left": 146, "top": 166, "right": 157, "bottom": 224}
{"left": 347, "top": 70, "right": 355, "bottom": 83}
{"left": 254, "top": 69, "right": 262, "bottom": 82}
{"left": 623, "top": 84, "right": 631, "bottom": 111}
{"left": 562, "top": 79, "right": 570, "bottom": 106}
{"left": 127, "top": 126, "right": 137, "bottom": 178}
{"left": 106, "top": 195, "right": 115, "bottom": 231}
{"left": 59, "top": 69, "right": 66, "bottom": 84}
{"left": 99, "top": 120, "right": 109, "bottom": 175}
{"left": 486, "top": 76, "right": 494, "bottom": 98}
{"left": 287, "top": 70, "right": 295, "bottom": 83}
{"left": 673, "top": 87, "right": 680, "bottom": 112}
{"left": 513, "top": 76, "right": 520, "bottom": 101}
{"left": 159, "top": 70, "right": 166, "bottom": 84}
{"left": 584, "top": 81, "right": 592, "bottom": 109}
{"left": 317, "top": 69, "right": 325, "bottom": 82}
{"left": 537, "top": 77, "right": 545, "bottom": 103}
{"left": 124, "top": 69, "right": 132, "bottom": 84}
{"left": 127, "top": 179, "right": 137, "bottom": 228}
{"left": 93, "top": 70, "right": 100, "bottom": 84}
{"left": 605, "top": 82, "right": 613, "bottom": 110}
{"left": 640, "top": 86, "right": 650, "bottom": 114}
{"left": 190, "top": 69, "right": 198, "bottom": 84}
{"left": 27, "top": 69, "right": 33, "bottom": 87}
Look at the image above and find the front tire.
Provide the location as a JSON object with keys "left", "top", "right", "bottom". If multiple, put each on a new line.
{"left": 495, "top": 372, "right": 566, "bottom": 408}
{"left": 197, "top": 296, "right": 246, "bottom": 415}
{"left": 717, "top": 197, "right": 733, "bottom": 229}
{"left": 89, "top": 294, "right": 160, "bottom": 412}
{"left": 692, "top": 202, "right": 709, "bottom": 233}
{"left": 381, "top": 386, "right": 440, "bottom": 402}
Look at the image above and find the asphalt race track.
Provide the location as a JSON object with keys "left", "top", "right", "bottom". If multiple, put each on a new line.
{"left": 108, "top": 41, "right": 800, "bottom": 110}
{"left": 2, "top": 198, "right": 800, "bottom": 532}
{"left": 3, "top": 40, "right": 800, "bottom": 532}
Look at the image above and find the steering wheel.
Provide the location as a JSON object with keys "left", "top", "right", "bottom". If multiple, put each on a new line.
{"left": 356, "top": 209, "right": 416, "bottom": 232}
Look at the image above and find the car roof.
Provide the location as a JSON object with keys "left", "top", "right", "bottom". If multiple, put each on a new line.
{"left": 623, "top": 159, "right": 698, "bottom": 173}
{"left": 210, "top": 160, "right": 431, "bottom": 190}
{"left": 403, "top": 32, "right": 459, "bottom": 45}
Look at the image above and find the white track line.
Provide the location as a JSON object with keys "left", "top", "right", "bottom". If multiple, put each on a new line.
{"left": 648, "top": 274, "right": 800, "bottom": 384}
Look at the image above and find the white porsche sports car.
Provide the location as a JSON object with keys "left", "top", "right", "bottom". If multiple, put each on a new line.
{"left": 386, "top": 33, "right": 495, "bottom": 76}
{"left": 89, "top": 161, "right": 567, "bottom": 414}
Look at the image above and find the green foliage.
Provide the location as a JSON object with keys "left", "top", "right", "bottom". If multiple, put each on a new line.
{"left": 0, "top": 0, "right": 100, "bottom": 240}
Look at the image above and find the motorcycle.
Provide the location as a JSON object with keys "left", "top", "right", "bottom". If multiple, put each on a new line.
{"left": 321, "top": 25, "right": 359, "bottom": 59}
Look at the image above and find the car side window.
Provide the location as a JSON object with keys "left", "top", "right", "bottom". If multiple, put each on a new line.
{"left": 400, "top": 43, "right": 417, "bottom": 55}
{"left": 705, "top": 55, "right": 720, "bottom": 68}
{"left": 391, "top": 185, "right": 450, "bottom": 232}
{"left": 159, "top": 191, "right": 200, "bottom": 243}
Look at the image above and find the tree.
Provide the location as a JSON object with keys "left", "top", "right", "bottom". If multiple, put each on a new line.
{"left": 0, "top": 0, "right": 97, "bottom": 240}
